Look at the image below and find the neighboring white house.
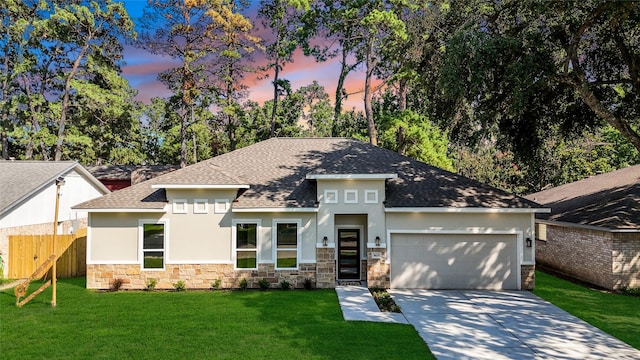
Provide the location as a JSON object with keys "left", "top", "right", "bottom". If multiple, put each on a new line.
{"left": 75, "top": 138, "right": 548, "bottom": 290}
{"left": 0, "top": 160, "right": 109, "bottom": 278}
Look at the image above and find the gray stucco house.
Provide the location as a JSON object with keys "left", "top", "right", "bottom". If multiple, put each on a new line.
{"left": 526, "top": 165, "right": 640, "bottom": 290}
{"left": 75, "top": 138, "right": 546, "bottom": 290}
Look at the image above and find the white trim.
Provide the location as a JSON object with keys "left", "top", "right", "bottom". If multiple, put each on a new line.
{"left": 85, "top": 208, "right": 166, "bottom": 213}
{"left": 139, "top": 219, "right": 169, "bottom": 271}
{"left": 172, "top": 199, "right": 187, "bottom": 214}
{"left": 344, "top": 190, "right": 358, "bottom": 204}
{"left": 193, "top": 199, "right": 209, "bottom": 214}
{"left": 535, "top": 219, "right": 640, "bottom": 233}
{"left": 273, "top": 218, "right": 302, "bottom": 270}
{"left": 152, "top": 184, "right": 249, "bottom": 189}
{"left": 324, "top": 189, "right": 338, "bottom": 204}
{"left": 306, "top": 173, "right": 398, "bottom": 180}
{"left": 364, "top": 190, "right": 378, "bottom": 204}
{"left": 386, "top": 229, "right": 523, "bottom": 289}
{"left": 232, "top": 207, "right": 319, "bottom": 213}
{"left": 367, "top": 243, "right": 387, "bottom": 249}
{"left": 87, "top": 260, "right": 141, "bottom": 265}
{"left": 165, "top": 260, "right": 233, "bottom": 265}
{"left": 232, "top": 219, "right": 261, "bottom": 270}
{"left": 316, "top": 243, "right": 336, "bottom": 249}
{"left": 385, "top": 207, "right": 550, "bottom": 214}
{"left": 214, "top": 199, "right": 230, "bottom": 213}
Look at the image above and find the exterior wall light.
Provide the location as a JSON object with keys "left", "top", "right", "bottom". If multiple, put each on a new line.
{"left": 323, "top": 236, "right": 328, "bottom": 247}
{"left": 375, "top": 236, "right": 381, "bottom": 247}
{"left": 526, "top": 238, "right": 532, "bottom": 247}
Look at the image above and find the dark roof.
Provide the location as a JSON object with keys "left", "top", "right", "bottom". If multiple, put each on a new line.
{"left": 0, "top": 160, "right": 108, "bottom": 217}
{"left": 75, "top": 138, "right": 542, "bottom": 210}
{"left": 86, "top": 165, "right": 179, "bottom": 184}
{"left": 525, "top": 165, "right": 640, "bottom": 230}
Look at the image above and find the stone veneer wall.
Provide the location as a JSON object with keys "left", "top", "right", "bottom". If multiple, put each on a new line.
{"left": 87, "top": 263, "right": 316, "bottom": 290}
{"left": 0, "top": 219, "right": 85, "bottom": 277}
{"left": 315, "top": 247, "right": 335, "bottom": 288}
{"left": 367, "top": 248, "right": 389, "bottom": 288}
{"left": 612, "top": 232, "right": 640, "bottom": 289}
{"left": 535, "top": 224, "right": 640, "bottom": 290}
{"left": 520, "top": 264, "right": 535, "bottom": 290}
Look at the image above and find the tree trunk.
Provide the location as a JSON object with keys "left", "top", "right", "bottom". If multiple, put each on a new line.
{"left": 227, "top": 64, "right": 236, "bottom": 151}
{"left": 364, "top": 38, "right": 377, "bottom": 146}
{"left": 180, "top": 108, "right": 189, "bottom": 168}
{"left": 398, "top": 78, "right": 408, "bottom": 112}
{"left": 270, "top": 35, "right": 281, "bottom": 138}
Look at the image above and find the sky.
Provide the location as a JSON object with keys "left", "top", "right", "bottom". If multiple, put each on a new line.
{"left": 119, "top": 0, "right": 369, "bottom": 110}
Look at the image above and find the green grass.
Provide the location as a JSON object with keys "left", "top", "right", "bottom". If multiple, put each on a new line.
{"left": 534, "top": 271, "right": 640, "bottom": 349}
{"left": 0, "top": 278, "right": 433, "bottom": 359}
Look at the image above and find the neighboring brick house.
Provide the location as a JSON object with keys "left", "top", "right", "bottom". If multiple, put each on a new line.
{"left": 526, "top": 165, "right": 640, "bottom": 290}
{"left": 86, "top": 165, "right": 178, "bottom": 191}
{"left": 75, "top": 138, "right": 546, "bottom": 291}
{"left": 0, "top": 161, "right": 109, "bottom": 278}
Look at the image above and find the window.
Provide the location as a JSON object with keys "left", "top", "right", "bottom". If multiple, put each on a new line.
{"left": 274, "top": 220, "right": 300, "bottom": 269}
{"left": 364, "top": 190, "right": 378, "bottom": 204}
{"left": 194, "top": 199, "right": 209, "bottom": 214}
{"left": 324, "top": 190, "right": 338, "bottom": 204}
{"left": 172, "top": 199, "right": 187, "bottom": 214}
{"left": 234, "top": 221, "right": 259, "bottom": 269}
{"left": 214, "top": 199, "right": 229, "bottom": 213}
{"left": 344, "top": 190, "right": 358, "bottom": 204}
{"left": 142, "top": 223, "right": 165, "bottom": 269}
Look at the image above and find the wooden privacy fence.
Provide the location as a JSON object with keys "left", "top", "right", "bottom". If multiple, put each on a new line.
{"left": 8, "top": 228, "right": 87, "bottom": 279}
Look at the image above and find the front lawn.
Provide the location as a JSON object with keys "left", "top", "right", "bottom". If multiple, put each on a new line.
{"left": 533, "top": 270, "right": 640, "bottom": 349}
{"left": 0, "top": 278, "right": 433, "bottom": 359}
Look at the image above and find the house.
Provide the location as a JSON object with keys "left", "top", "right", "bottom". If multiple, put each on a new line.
{"left": 74, "top": 138, "right": 546, "bottom": 290}
{"left": 525, "top": 165, "right": 640, "bottom": 290}
{"left": 0, "top": 160, "right": 110, "bottom": 278}
{"left": 86, "top": 164, "right": 179, "bottom": 191}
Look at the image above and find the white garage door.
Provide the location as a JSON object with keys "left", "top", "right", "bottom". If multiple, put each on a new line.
{"left": 390, "top": 233, "right": 518, "bottom": 290}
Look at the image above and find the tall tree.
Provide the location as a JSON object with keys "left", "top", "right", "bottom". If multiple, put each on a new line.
{"left": 258, "top": 0, "right": 308, "bottom": 137}
{"left": 429, "top": 0, "right": 640, "bottom": 160}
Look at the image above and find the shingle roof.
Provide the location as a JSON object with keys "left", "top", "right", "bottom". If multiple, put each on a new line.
{"left": 86, "top": 164, "right": 179, "bottom": 184}
{"left": 74, "top": 138, "right": 542, "bottom": 210}
{"left": 0, "top": 161, "right": 100, "bottom": 217}
{"left": 525, "top": 165, "right": 640, "bottom": 230}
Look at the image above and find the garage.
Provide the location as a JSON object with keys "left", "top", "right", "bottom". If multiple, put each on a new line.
{"left": 390, "top": 233, "right": 519, "bottom": 289}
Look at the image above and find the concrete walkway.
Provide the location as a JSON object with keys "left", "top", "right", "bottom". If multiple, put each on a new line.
{"left": 335, "top": 285, "right": 407, "bottom": 324}
{"left": 389, "top": 289, "right": 640, "bottom": 360}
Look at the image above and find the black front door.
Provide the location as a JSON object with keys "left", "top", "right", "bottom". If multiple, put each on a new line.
{"left": 338, "top": 229, "right": 360, "bottom": 280}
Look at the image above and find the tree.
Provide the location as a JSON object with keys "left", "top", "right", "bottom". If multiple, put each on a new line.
{"left": 258, "top": 0, "right": 308, "bottom": 137}
{"left": 428, "top": 0, "right": 640, "bottom": 161}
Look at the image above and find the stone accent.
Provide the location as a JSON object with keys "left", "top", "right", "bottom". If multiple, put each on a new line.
{"left": 367, "top": 248, "right": 389, "bottom": 288}
{"left": 520, "top": 264, "right": 535, "bottom": 290}
{"left": 536, "top": 224, "right": 639, "bottom": 290}
{"left": 315, "top": 247, "right": 335, "bottom": 288}
{"left": 87, "top": 262, "right": 317, "bottom": 290}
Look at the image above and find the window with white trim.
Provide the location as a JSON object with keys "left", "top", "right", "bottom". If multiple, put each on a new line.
{"left": 141, "top": 222, "right": 165, "bottom": 270}
{"left": 324, "top": 190, "right": 338, "bottom": 204}
{"left": 194, "top": 199, "right": 209, "bottom": 214}
{"left": 172, "top": 199, "right": 187, "bottom": 214}
{"left": 233, "top": 221, "right": 259, "bottom": 269}
{"left": 364, "top": 190, "right": 378, "bottom": 204}
{"left": 214, "top": 199, "right": 229, "bottom": 213}
{"left": 274, "top": 220, "right": 300, "bottom": 269}
{"left": 344, "top": 190, "right": 358, "bottom": 203}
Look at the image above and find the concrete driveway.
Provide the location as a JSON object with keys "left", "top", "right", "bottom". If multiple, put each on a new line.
{"left": 388, "top": 289, "right": 640, "bottom": 360}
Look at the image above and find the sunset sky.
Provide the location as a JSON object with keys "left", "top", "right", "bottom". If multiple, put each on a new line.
{"left": 120, "top": 1, "right": 369, "bottom": 110}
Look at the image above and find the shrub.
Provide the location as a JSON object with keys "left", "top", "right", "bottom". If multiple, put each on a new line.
{"left": 145, "top": 278, "right": 157, "bottom": 291}
{"left": 110, "top": 278, "right": 124, "bottom": 292}
{"left": 173, "top": 280, "right": 186, "bottom": 291}
{"left": 211, "top": 279, "right": 221, "bottom": 290}
{"left": 370, "top": 288, "right": 401, "bottom": 313}
{"left": 258, "top": 278, "right": 270, "bottom": 290}
{"left": 619, "top": 286, "right": 640, "bottom": 297}
{"left": 303, "top": 278, "right": 314, "bottom": 290}
{"left": 239, "top": 278, "right": 248, "bottom": 290}
{"left": 280, "top": 280, "right": 291, "bottom": 290}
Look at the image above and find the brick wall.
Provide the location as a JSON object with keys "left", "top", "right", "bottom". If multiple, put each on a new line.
{"left": 536, "top": 224, "right": 614, "bottom": 289}
{"left": 87, "top": 263, "right": 317, "bottom": 290}
{"left": 521, "top": 264, "right": 535, "bottom": 290}
{"left": 0, "top": 219, "right": 86, "bottom": 278}
{"left": 612, "top": 232, "right": 640, "bottom": 289}
{"left": 367, "top": 248, "right": 389, "bottom": 288}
